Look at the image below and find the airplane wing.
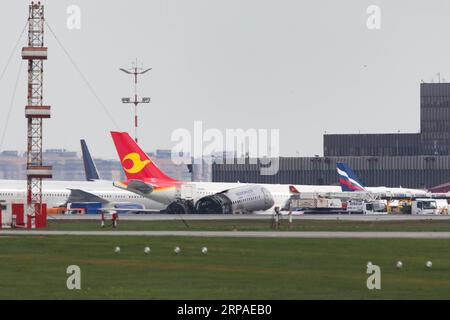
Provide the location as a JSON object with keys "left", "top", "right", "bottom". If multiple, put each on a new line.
{"left": 128, "top": 179, "right": 154, "bottom": 194}
{"left": 113, "top": 179, "right": 154, "bottom": 195}
{"left": 67, "top": 189, "right": 109, "bottom": 205}
{"left": 99, "top": 207, "right": 162, "bottom": 214}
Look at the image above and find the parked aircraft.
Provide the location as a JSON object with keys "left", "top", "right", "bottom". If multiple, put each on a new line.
{"left": 0, "top": 140, "right": 165, "bottom": 213}
{"left": 111, "top": 132, "right": 344, "bottom": 214}
{"left": 336, "top": 162, "right": 428, "bottom": 197}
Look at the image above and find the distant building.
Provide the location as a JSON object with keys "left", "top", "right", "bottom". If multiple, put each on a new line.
{"left": 190, "top": 157, "right": 213, "bottom": 182}
{"left": 324, "top": 83, "right": 450, "bottom": 156}
{"left": 155, "top": 149, "right": 172, "bottom": 158}
{"left": 213, "top": 82, "right": 450, "bottom": 190}
{"left": 0, "top": 149, "right": 191, "bottom": 182}
{"left": 0, "top": 153, "right": 25, "bottom": 179}
{"left": 324, "top": 133, "right": 422, "bottom": 157}
{"left": 420, "top": 83, "right": 450, "bottom": 155}
{"left": 212, "top": 156, "right": 450, "bottom": 189}
{"left": 1, "top": 151, "right": 19, "bottom": 157}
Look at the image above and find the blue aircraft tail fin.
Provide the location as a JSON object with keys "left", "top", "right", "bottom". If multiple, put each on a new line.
{"left": 81, "top": 139, "right": 100, "bottom": 181}
{"left": 336, "top": 162, "right": 366, "bottom": 192}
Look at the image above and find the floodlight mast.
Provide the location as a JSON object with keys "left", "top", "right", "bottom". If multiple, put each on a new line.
{"left": 120, "top": 59, "right": 151, "bottom": 143}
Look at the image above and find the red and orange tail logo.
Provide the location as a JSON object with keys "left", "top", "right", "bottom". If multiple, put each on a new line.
{"left": 110, "top": 132, "right": 177, "bottom": 181}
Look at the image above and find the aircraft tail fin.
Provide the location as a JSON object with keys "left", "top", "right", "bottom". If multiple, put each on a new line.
{"left": 80, "top": 139, "right": 100, "bottom": 181}
{"left": 110, "top": 132, "right": 177, "bottom": 182}
{"left": 336, "top": 162, "right": 366, "bottom": 191}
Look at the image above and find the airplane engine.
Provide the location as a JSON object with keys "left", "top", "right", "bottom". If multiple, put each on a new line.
{"left": 166, "top": 198, "right": 195, "bottom": 214}
{"left": 195, "top": 193, "right": 232, "bottom": 214}
{"left": 195, "top": 185, "right": 275, "bottom": 214}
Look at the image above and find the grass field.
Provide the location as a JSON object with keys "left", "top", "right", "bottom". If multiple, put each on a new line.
{"left": 44, "top": 218, "right": 450, "bottom": 232}
{"left": 0, "top": 235, "right": 449, "bottom": 299}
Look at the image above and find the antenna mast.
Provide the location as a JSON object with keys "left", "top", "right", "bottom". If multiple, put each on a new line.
{"left": 22, "top": 1, "right": 52, "bottom": 228}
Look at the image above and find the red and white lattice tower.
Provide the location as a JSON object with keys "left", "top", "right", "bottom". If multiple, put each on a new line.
{"left": 22, "top": 2, "right": 52, "bottom": 228}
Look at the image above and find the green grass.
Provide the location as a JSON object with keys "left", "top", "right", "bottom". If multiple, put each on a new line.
{"left": 0, "top": 236, "right": 449, "bottom": 299}
{"left": 44, "top": 218, "right": 450, "bottom": 232}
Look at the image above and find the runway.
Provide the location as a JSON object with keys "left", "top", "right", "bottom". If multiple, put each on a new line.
{"left": 48, "top": 213, "right": 450, "bottom": 222}
{"left": 2, "top": 230, "right": 450, "bottom": 238}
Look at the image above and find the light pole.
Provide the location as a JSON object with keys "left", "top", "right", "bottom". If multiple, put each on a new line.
{"left": 120, "top": 59, "right": 152, "bottom": 143}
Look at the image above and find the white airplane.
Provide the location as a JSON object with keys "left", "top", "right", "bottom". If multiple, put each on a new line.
{"left": 0, "top": 140, "right": 165, "bottom": 213}
{"left": 336, "top": 162, "right": 428, "bottom": 197}
{"left": 110, "top": 132, "right": 344, "bottom": 214}
{"left": 0, "top": 179, "right": 165, "bottom": 212}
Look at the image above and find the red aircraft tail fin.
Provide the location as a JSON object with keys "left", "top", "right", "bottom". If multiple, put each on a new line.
{"left": 110, "top": 132, "right": 177, "bottom": 182}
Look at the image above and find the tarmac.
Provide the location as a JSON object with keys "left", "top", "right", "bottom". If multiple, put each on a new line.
{"left": 47, "top": 213, "right": 450, "bottom": 221}
{"left": 3, "top": 213, "right": 449, "bottom": 239}
{"left": 2, "top": 230, "right": 450, "bottom": 239}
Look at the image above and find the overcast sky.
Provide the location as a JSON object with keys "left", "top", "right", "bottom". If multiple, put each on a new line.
{"left": 1, "top": 0, "right": 450, "bottom": 159}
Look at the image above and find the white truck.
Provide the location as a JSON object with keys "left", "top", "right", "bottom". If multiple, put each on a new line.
{"left": 346, "top": 199, "right": 388, "bottom": 215}
{"left": 291, "top": 198, "right": 342, "bottom": 210}
{"left": 411, "top": 199, "right": 448, "bottom": 215}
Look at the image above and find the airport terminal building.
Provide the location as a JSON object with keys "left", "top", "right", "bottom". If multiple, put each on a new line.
{"left": 212, "top": 83, "right": 450, "bottom": 190}
{"left": 324, "top": 83, "right": 450, "bottom": 157}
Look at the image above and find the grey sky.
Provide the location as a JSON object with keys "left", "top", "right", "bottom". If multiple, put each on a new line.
{"left": 1, "top": 0, "right": 449, "bottom": 159}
